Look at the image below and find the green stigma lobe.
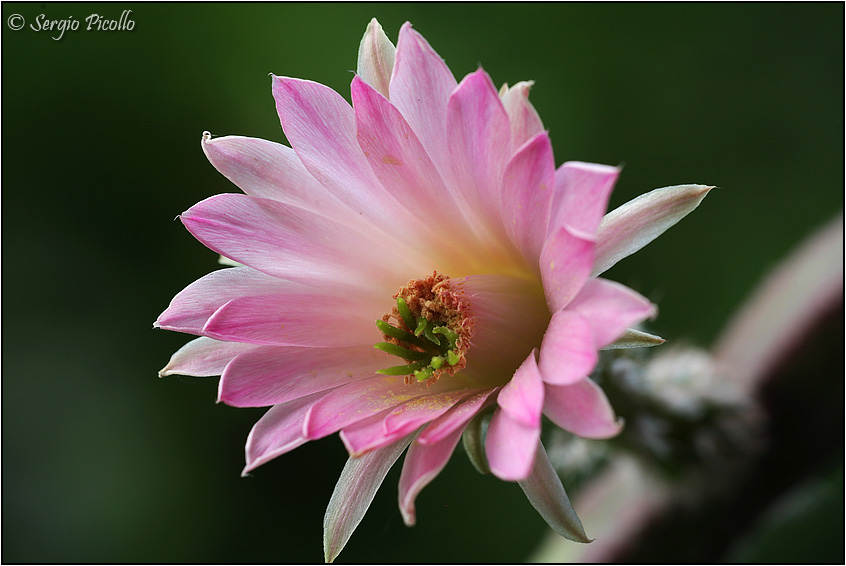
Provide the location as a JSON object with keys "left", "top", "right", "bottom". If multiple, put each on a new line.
{"left": 414, "top": 316, "right": 428, "bottom": 337}
{"left": 414, "top": 367, "right": 434, "bottom": 382}
{"left": 377, "top": 363, "right": 426, "bottom": 376}
{"left": 375, "top": 297, "right": 463, "bottom": 382}
{"left": 396, "top": 297, "right": 416, "bottom": 331}
{"left": 432, "top": 326, "right": 458, "bottom": 348}
{"left": 375, "top": 319, "right": 437, "bottom": 351}
{"left": 374, "top": 342, "right": 430, "bottom": 361}
{"left": 423, "top": 323, "right": 442, "bottom": 346}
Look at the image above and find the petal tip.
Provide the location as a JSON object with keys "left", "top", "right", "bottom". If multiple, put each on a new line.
{"left": 339, "top": 431, "right": 369, "bottom": 458}
{"left": 489, "top": 463, "right": 533, "bottom": 482}
{"left": 301, "top": 405, "right": 323, "bottom": 440}
{"left": 399, "top": 502, "right": 416, "bottom": 527}
{"left": 241, "top": 459, "right": 258, "bottom": 476}
{"left": 601, "top": 417, "right": 625, "bottom": 439}
{"left": 399, "top": 21, "right": 414, "bottom": 33}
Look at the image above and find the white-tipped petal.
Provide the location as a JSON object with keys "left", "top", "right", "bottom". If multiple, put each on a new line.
{"left": 158, "top": 336, "right": 257, "bottom": 377}
{"left": 217, "top": 255, "right": 243, "bottom": 267}
{"left": 323, "top": 435, "right": 414, "bottom": 563}
{"left": 357, "top": 18, "right": 396, "bottom": 99}
{"left": 499, "top": 80, "right": 544, "bottom": 150}
{"left": 601, "top": 328, "right": 666, "bottom": 350}
{"left": 517, "top": 440, "right": 591, "bottom": 543}
{"left": 593, "top": 185, "right": 713, "bottom": 276}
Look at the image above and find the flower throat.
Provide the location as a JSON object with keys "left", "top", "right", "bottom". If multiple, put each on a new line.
{"left": 374, "top": 272, "right": 474, "bottom": 385}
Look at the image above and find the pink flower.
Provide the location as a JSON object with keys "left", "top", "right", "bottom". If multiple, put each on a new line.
{"left": 156, "top": 19, "right": 711, "bottom": 562}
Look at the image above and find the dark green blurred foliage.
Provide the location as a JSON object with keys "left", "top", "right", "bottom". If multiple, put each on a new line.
{"left": 2, "top": 3, "right": 842, "bottom": 563}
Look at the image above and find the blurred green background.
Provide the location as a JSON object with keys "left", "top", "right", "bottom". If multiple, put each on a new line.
{"left": 2, "top": 2, "right": 842, "bottom": 563}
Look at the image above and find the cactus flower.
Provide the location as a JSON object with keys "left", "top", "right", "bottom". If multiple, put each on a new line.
{"left": 155, "top": 18, "right": 711, "bottom": 562}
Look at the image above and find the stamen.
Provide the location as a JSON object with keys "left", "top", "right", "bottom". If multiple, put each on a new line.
{"left": 374, "top": 272, "right": 475, "bottom": 385}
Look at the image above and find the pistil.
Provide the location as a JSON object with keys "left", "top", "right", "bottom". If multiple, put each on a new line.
{"left": 374, "top": 272, "right": 474, "bottom": 384}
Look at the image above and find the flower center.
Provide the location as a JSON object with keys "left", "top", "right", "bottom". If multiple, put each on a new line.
{"left": 374, "top": 272, "right": 474, "bottom": 385}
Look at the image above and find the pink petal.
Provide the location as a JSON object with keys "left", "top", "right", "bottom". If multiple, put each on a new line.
{"left": 155, "top": 266, "right": 292, "bottom": 334}
{"left": 339, "top": 389, "right": 480, "bottom": 457}
{"left": 499, "top": 81, "right": 544, "bottom": 151}
{"left": 271, "top": 76, "right": 379, "bottom": 215}
{"left": 389, "top": 23, "right": 457, "bottom": 181}
{"left": 484, "top": 353, "right": 545, "bottom": 482}
{"left": 219, "top": 344, "right": 387, "bottom": 408}
{"left": 456, "top": 274, "right": 550, "bottom": 384}
{"left": 158, "top": 336, "right": 257, "bottom": 377}
{"left": 538, "top": 311, "right": 598, "bottom": 385}
{"left": 271, "top": 75, "right": 446, "bottom": 268}
{"left": 543, "top": 377, "right": 623, "bottom": 439}
{"left": 338, "top": 412, "right": 398, "bottom": 457}
{"left": 383, "top": 390, "right": 481, "bottom": 435}
{"left": 548, "top": 161, "right": 620, "bottom": 239}
{"left": 446, "top": 68, "right": 512, "bottom": 232}
{"left": 350, "top": 76, "right": 476, "bottom": 254}
{"left": 567, "top": 278, "right": 656, "bottom": 347}
{"left": 399, "top": 424, "right": 465, "bottom": 526}
{"left": 356, "top": 18, "right": 395, "bottom": 99}
{"left": 180, "top": 193, "right": 403, "bottom": 288}
{"left": 539, "top": 225, "right": 595, "bottom": 312}
{"left": 323, "top": 435, "right": 414, "bottom": 563}
{"left": 485, "top": 406, "right": 540, "bottom": 481}
{"left": 517, "top": 441, "right": 591, "bottom": 542}
{"left": 201, "top": 292, "right": 379, "bottom": 347}
{"left": 243, "top": 392, "right": 323, "bottom": 474}
{"left": 303, "top": 375, "right": 460, "bottom": 440}
{"left": 417, "top": 388, "right": 499, "bottom": 445}
{"left": 500, "top": 131, "right": 555, "bottom": 265}
{"left": 593, "top": 184, "right": 713, "bottom": 276}
{"left": 496, "top": 351, "right": 544, "bottom": 427}
{"left": 201, "top": 134, "right": 349, "bottom": 219}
